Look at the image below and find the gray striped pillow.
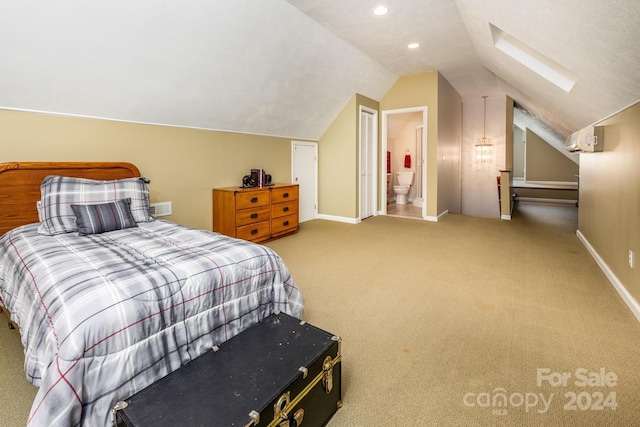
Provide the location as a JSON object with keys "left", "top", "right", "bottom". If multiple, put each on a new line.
{"left": 38, "top": 175, "right": 152, "bottom": 235}
{"left": 71, "top": 198, "right": 138, "bottom": 235}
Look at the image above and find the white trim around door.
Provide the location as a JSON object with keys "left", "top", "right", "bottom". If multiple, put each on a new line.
{"left": 381, "top": 106, "right": 428, "bottom": 219}
{"left": 291, "top": 141, "right": 318, "bottom": 223}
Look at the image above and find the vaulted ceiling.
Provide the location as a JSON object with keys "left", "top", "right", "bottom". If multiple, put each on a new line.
{"left": 1, "top": 1, "right": 638, "bottom": 142}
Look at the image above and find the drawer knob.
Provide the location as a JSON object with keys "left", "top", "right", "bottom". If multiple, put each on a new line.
{"left": 283, "top": 221, "right": 289, "bottom": 226}
{"left": 251, "top": 229, "right": 258, "bottom": 235}
{"left": 283, "top": 207, "right": 289, "bottom": 212}
{"left": 283, "top": 193, "right": 289, "bottom": 198}
{"left": 251, "top": 213, "right": 258, "bottom": 219}
{"left": 250, "top": 197, "right": 258, "bottom": 203}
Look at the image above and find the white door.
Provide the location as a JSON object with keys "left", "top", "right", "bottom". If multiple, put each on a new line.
{"left": 360, "top": 108, "right": 377, "bottom": 219}
{"left": 291, "top": 141, "right": 317, "bottom": 222}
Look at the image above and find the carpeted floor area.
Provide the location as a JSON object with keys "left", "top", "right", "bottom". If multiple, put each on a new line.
{"left": 264, "top": 202, "right": 640, "bottom": 426}
{"left": 1, "top": 202, "right": 639, "bottom": 426}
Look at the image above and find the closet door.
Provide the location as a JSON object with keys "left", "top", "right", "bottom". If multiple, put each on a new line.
{"left": 292, "top": 141, "right": 317, "bottom": 223}
{"left": 360, "top": 109, "right": 376, "bottom": 219}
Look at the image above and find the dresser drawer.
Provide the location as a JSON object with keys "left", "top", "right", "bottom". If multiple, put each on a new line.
{"left": 271, "top": 200, "right": 298, "bottom": 219}
{"left": 271, "top": 186, "right": 298, "bottom": 204}
{"left": 271, "top": 214, "right": 298, "bottom": 236}
{"left": 236, "top": 206, "right": 270, "bottom": 227}
{"left": 235, "top": 190, "right": 270, "bottom": 209}
{"left": 236, "top": 221, "right": 270, "bottom": 242}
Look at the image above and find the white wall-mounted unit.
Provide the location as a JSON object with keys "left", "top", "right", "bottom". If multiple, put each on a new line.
{"left": 566, "top": 125, "right": 604, "bottom": 153}
{"left": 149, "top": 201, "right": 172, "bottom": 217}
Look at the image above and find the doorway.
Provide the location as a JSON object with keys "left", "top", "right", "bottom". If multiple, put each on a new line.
{"left": 381, "top": 107, "right": 428, "bottom": 219}
{"left": 359, "top": 107, "right": 377, "bottom": 220}
{"left": 291, "top": 141, "right": 318, "bottom": 223}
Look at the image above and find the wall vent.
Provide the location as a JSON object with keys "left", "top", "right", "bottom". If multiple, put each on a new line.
{"left": 149, "top": 201, "right": 172, "bottom": 217}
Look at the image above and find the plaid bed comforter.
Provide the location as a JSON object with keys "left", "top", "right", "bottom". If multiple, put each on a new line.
{"left": 0, "top": 220, "right": 304, "bottom": 427}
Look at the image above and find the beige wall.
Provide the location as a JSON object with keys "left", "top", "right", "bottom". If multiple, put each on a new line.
{"left": 525, "top": 129, "right": 579, "bottom": 182}
{"left": 1, "top": 109, "right": 295, "bottom": 231}
{"left": 578, "top": 101, "right": 640, "bottom": 305}
{"left": 436, "top": 73, "right": 462, "bottom": 215}
{"left": 318, "top": 95, "right": 357, "bottom": 218}
{"left": 504, "top": 96, "right": 514, "bottom": 172}
{"left": 317, "top": 94, "right": 379, "bottom": 220}
{"left": 381, "top": 71, "right": 439, "bottom": 218}
{"left": 513, "top": 126, "right": 525, "bottom": 178}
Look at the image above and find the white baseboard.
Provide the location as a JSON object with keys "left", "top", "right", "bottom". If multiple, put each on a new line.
{"left": 577, "top": 230, "right": 640, "bottom": 323}
{"left": 514, "top": 179, "right": 578, "bottom": 188}
{"left": 501, "top": 214, "right": 512, "bottom": 220}
{"left": 319, "top": 211, "right": 446, "bottom": 224}
{"left": 316, "top": 214, "right": 359, "bottom": 224}
{"left": 516, "top": 197, "right": 577, "bottom": 205}
{"left": 418, "top": 210, "right": 449, "bottom": 222}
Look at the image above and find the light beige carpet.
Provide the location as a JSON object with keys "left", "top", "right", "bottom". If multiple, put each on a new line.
{"left": 265, "top": 203, "right": 640, "bottom": 426}
{"left": 2, "top": 202, "right": 639, "bottom": 426}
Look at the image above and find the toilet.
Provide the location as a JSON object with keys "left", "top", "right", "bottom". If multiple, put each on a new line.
{"left": 393, "top": 172, "right": 414, "bottom": 204}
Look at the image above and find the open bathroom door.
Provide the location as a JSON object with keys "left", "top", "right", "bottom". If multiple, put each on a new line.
{"left": 414, "top": 125, "right": 427, "bottom": 218}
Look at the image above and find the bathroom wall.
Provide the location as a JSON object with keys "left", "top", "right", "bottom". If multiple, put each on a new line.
{"left": 380, "top": 71, "right": 439, "bottom": 217}
{"left": 436, "top": 75, "right": 462, "bottom": 215}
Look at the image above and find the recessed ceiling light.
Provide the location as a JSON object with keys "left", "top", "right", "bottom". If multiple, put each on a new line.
{"left": 373, "top": 6, "right": 389, "bottom": 16}
{"left": 408, "top": 42, "right": 420, "bottom": 49}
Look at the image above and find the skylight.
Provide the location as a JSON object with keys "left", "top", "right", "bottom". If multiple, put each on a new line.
{"left": 490, "top": 23, "right": 578, "bottom": 92}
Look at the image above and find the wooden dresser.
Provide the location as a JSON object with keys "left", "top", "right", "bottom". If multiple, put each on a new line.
{"left": 212, "top": 184, "right": 299, "bottom": 243}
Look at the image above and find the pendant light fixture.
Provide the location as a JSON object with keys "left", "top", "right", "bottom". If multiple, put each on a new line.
{"left": 475, "top": 96, "right": 493, "bottom": 164}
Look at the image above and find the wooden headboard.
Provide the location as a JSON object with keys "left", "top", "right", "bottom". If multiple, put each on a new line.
{"left": 0, "top": 162, "right": 141, "bottom": 236}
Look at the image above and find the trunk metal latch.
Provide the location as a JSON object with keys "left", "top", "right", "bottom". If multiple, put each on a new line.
{"left": 277, "top": 408, "right": 304, "bottom": 427}
{"left": 275, "top": 392, "right": 305, "bottom": 427}
{"left": 322, "top": 356, "right": 334, "bottom": 393}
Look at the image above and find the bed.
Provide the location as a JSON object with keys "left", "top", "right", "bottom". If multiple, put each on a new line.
{"left": 0, "top": 162, "right": 304, "bottom": 427}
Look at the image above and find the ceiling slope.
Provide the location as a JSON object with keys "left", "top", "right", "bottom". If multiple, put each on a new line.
{"left": 0, "top": 1, "right": 396, "bottom": 140}
{"left": 455, "top": 0, "right": 640, "bottom": 134}
{"left": 287, "top": 0, "right": 499, "bottom": 94}
{"left": 289, "top": 0, "right": 640, "bottom": 138}
{"left": 1, "top": 1, "right": 639, "bottom": 142}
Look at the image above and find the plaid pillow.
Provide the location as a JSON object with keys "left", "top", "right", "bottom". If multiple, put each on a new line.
{"left": 38, "top": 175, "right": 152, "bottom": 235}
{"left": 71, "top": 198, "right": 138, "bottom": 236}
